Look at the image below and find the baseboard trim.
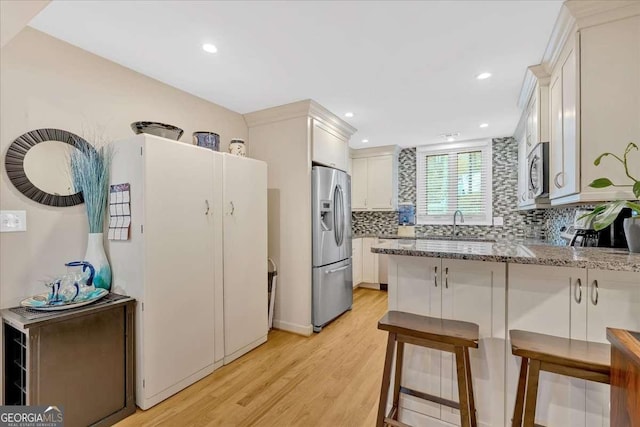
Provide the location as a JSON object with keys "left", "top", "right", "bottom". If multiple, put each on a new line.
{"left": 358, "top": 282, "right": 381, "bottom": 290}
{"left": 272, "top": 319, "right": 313, "bottom": 337}
{"left": 224, "top": 335, "right": 268, "bottom": 365}
{"left": 138, "top": 363, "right": 216, "bottom": 410}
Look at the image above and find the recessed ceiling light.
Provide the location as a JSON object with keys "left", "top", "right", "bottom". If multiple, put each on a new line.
{"left": 362, "top": 139, "right": 369, "bottom": 143}
{"left": 202, "top": 43, "right": 218, "bottom": 54}
{"left": 345, "top": 112, "right": 354, "bottom": 118}
{"left": 476, "top": 72, "right": 492, "bottom": 80}
{"left": 480, "top": 123, "right": 489, "bottom": 128}
{"left": 447, "top": 137, "right": 455, "bottom": 142}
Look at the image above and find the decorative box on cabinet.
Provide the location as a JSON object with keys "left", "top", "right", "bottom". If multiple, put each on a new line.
{"left": 350, "top": 146, "right": 399, "bottom": 211}
{"left": 1, "top": 294, "right": 135, "bottom": 427}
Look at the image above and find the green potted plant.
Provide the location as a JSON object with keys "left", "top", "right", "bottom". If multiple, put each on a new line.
{"left": 580, "top": 142, "right": 640, "bottom": 252}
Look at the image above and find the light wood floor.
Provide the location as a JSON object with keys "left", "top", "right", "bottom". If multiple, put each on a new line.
{"left": 117, "top": 288, "right": 389, "bottom": 427}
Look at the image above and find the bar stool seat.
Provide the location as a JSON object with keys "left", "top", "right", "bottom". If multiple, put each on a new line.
{"left": 377, "top": 311, "right": 480, "bottom": 427}
{"left": 510, "top": 330, "right": 611, "bottom": 427}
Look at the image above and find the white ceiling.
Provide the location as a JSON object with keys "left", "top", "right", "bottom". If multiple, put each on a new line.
{"left": 29, "top": 0, "right": 563, "bottom": 148}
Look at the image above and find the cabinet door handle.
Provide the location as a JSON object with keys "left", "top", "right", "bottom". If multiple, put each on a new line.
{"left": 445, "top": 267, "right": 449, "bottom": 289}
{"left": 554, "top": 172, "right": 564, "bottom": 189}
{"left": 591, "top": 280, "right": 599, "bottom": 306}
{"left": 230, "top": 201, "right": 235, "bottom": 216}
{"left": 205, "top": 199, "right": 210, "bottom": 215}
{"left": 574, "top": 278, "right": 582, "bottom": 303}
{"left": 434, "top": 266, "right": 438, "bottom": 287}
{"left": 364, "top": 199, "right": 367, "bottom": 207}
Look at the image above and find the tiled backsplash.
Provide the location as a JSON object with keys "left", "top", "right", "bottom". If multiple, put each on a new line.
{"left": 352, "top": 137, "right": 583, "bottom": 245}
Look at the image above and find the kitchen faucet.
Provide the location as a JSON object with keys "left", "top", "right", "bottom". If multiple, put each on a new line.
{"left": 452, "top": 210, "right": 464, "bottom": 237}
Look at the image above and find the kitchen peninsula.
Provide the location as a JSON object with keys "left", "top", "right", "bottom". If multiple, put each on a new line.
{"left": 371, "top": 239, "right": 640, "bottom": 427}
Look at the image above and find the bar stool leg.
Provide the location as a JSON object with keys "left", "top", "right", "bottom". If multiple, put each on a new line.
{"left": 463, "top": 347, "right": 478, "bottom": 427}
{"left": 523, "top": 359, "right": 541, "bottom": 427}
{"left": 377, "top": 332, "right": 397, "bottom": 427}
{"left": 455, "top": 346, "right": 471, "bottom": 427}
{"left": 512, "top": 357, "right": 529, "bottom": 427}
{"left": 390, "top": 341, "right": 405, "bottom": 420}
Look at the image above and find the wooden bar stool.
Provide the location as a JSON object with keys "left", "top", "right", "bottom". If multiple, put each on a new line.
{"left": 510, "top": 330, "right": 611, "bottom": 427}
{"left": 377, "top": 310, "right": 480, "bottom": 427}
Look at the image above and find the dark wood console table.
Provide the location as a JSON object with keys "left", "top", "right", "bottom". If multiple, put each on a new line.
{"left": 2, "top": 293, "right": 135, "bottom": 426}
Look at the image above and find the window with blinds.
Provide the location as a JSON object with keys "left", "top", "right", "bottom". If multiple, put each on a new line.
{"left": 416, "top": 140, "right": 492, "bottom": 225}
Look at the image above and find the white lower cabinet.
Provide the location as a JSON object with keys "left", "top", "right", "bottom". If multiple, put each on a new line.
{"left": 362, "top": 237, "right": 379, "bottom": 284}
{"left": 388, "top": 256, "right": 505, "bottom": 426}
{"left": 352, "top": 238, "right": 363, "bottom": 287}
{"left": 580, "top": 270, "right": 640, "bottom": 427}
{"left": 508, "top": 264, "right": 587, "bottom": 427}
{"left": 509, "top": 265, "right": 640, "bottom": 427}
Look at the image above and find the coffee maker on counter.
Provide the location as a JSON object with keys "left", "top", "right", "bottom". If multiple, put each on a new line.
{"left": 560, "top": 208, "right": 632, "bottom": 247}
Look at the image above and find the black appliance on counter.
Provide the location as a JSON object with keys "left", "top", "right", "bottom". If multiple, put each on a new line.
{"left": 560, "top": 208, "right": 632, "bottom": 248}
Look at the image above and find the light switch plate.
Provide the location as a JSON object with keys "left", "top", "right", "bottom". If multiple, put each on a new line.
{"left": 1, "top": 210, "right": 27, "bottom": 232}
{"left": 493, "top": 216, "right": 504, "bottom": 227}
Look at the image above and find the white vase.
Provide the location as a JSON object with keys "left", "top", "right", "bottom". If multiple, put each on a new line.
{"left": 84, "top": 232, "right": 112, "bottom": 290}
{"left": 623, "top": 217, "right": 640, "bottom": 253}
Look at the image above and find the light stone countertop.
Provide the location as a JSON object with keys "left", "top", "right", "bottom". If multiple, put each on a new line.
{"left": 370, "top": 239, "right": 640, "bottom": 273}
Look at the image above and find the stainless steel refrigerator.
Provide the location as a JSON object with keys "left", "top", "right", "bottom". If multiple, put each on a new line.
{"left": 312, "top": 166, "right": 353, "bottom": 333}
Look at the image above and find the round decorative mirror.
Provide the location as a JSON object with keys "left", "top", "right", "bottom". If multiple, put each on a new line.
{"left": 4, "top": 129, "right": 96, "bottom": 207}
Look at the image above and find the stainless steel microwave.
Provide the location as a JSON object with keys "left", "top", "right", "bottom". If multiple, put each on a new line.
{"left": 527, "top": 142, "right": 549, "bottom": 198}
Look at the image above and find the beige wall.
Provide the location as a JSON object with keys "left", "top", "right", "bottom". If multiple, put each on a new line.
{"left": 0, "top": 28, "right": 248, "bottom": 308}
{"left": 248, "top": 116, "right": 313, "bottom": 335}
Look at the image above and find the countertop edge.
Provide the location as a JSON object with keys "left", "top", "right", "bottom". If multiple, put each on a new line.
{"left": 371, "top": 247, "right": 640, "bottom": 273}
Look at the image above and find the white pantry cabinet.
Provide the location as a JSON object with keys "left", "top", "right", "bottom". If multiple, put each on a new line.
{"left": 108, "top": 135, "right": 268, "bottom": 409}
{"left": 312, "top": 119, "right": 349, "bottom": 171}
{"left": 109, "top": 135, "right": 220, "bottom": 409}
{"left": 387, "top": 256, "right": 506, "bottom": 427}
{"left": 352, "top": 238, "right": 363, "bottom": 287}
{"left": 222, "top": 155, "right": 268, "bottom": 364}
{"left": 351, "top": 146, "right": 399, "bottom": 211}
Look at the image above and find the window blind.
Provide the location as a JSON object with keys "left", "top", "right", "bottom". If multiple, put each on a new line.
{"left": 416, "top": 140, "right": 492, "bottom": 225}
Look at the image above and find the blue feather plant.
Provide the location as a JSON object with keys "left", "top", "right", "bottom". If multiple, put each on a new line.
{"left": 70, "top": 141, "right": 112, "bottom": 233}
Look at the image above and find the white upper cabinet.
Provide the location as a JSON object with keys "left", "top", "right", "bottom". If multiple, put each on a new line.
{"left": 550, "top": 38, "right": 580, "bottom": 201}
{"left": 350, "top": 146, "right": 399, "bottom": 211}
{"left": 312, "top": 119, "right": 349, "bottom": 171}
{"left": 579, "top": 15, "right": 640, "bottom": 202}
{"left": 519, "top": 5, "right": 640, "bottom": 206}
{"left": 517, "top": 74, "right": 551, "bottom": 210}
{"left": 351, "top": 157, "right": 368, "bottom": 209}
{"left": 367, "top": 155, "right": 394, "bottom": 209}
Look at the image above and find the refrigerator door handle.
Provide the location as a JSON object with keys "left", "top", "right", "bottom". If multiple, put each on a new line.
{"left": 326, "top": 265, "right": 350, "bottom": 274}
{"left": 337, "top": 185, "right": 345, "bottom": 246}
{"left": 333, "top": 185, "right": 341, "bottom": 246}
